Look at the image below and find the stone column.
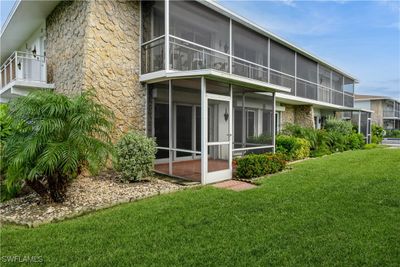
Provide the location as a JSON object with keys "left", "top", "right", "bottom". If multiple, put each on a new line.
{"left": 46, "top": 0, "right": 144, "bottom": 140}
{"left": 294, "top": 105, "right": 315, "bottom": 128}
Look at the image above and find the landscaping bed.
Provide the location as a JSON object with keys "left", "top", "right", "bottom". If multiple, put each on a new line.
{"left": 0, "top": 172, "right": 183, "bottom": 227}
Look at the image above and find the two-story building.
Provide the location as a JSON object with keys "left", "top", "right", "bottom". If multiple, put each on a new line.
{"left": 355, "top": 94, "right": 400, "bottom": 130}
{"left": 0, "top": 0, "right": 371, "bottom": 183}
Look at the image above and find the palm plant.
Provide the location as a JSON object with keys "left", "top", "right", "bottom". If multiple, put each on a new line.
{"left": 2, "top": 90, "right": 114, "bottom": 203}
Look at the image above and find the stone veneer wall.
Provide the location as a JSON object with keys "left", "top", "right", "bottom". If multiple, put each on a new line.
{"left": 294, "top": 105, "right": 315, "bottom": 128}
{"left": 281, "top": 104, "right": 295, "bottom": 127}
{"left": 46, "top": 1, "right": 89, "bottom": 94}
{"left": 371, "top": 100, "right": 384, "bottom": 126}
{"left": 280, "top": 104, "right": 315, "bottom": 128}
{"left": 46, "top": 0, "right": 144, "bottom": 139}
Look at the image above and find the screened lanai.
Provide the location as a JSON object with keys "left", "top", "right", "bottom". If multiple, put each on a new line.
{"left": 147, "top": 78, "right": 276, "bottom": 184}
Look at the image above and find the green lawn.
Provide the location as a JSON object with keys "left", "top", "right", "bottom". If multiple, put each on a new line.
{"left": 1, "top": 148, "right": 400, "bottom": 266}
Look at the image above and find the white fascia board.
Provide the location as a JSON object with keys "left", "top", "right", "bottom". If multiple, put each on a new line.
{"left": 276, "top": 92, "right": 358, "bottom": 111}
{"left": 0, "top": 0, "right": 60, "bottom": 62}
{"left": 355, "top": 97, "right": 400, "bottom": 103}
{"left": 140, "top": 69, "right": 292, "bottom": 94}
{"left": 198, "top": 0, "right": 358, "bottom": 82}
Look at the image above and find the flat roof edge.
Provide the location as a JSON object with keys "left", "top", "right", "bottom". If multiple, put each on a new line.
{"left": 140, "top": 70, "right": 292, "bottom": 93}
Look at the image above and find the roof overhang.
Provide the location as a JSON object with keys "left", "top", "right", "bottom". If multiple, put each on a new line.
{"left": 140, "top": 69, "right": 292, "bottom": 94}
{"left": 0, "top": 0, "right": 60, "bottom": 63}
{"left": 276, "top": 92, "right": 373, "bottom": 112}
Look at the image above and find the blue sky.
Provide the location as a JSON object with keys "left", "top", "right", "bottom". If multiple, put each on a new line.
{"left": 1, "top": 0, "right": 399, "bottom": 99}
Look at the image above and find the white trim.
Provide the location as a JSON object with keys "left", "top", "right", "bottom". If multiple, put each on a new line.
{"left": 233, "top": 145, "right": 274, "bottom": 152}
{"left": 165, "top": 0, "right": 170, "bottom": 71}
{"left": 140, "top": 35, "right": 165, "bottom": 46}
{"left": 272, "top": 92, "right": 276, "bottom": 152}
{"left": 168, "top": 79, "right": 172, "bottom": 175}
{"left": 201, "top": 77, "right": 207, "bottom": 184}
{"left": 140, "top": 69, "right": 291, "bottom": 93}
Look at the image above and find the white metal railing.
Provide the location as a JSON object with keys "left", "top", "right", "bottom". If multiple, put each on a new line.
{"left": 383, "top": 110, "right": 395, "bottom": 118}
{"left": 169, "top": 36, "right": 229, "bottom": 72}
{"left": 0, "top": 51, "right": 47, "bottom": 90}
{"left": 141, "top": 35, "right": 355, "bottom": 108}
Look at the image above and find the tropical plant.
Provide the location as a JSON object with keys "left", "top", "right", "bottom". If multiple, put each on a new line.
{"left": 2, "top": 90, "right": 114, "bottom": 203}
{"left": 324, "top": 118, "right": 353, "bottom": 136}
{"left": 115, "top": 131, "right": 156, "bottom": 181}
{"left": 371, "top": 124, "right": 384, "bottom": 144}
{"left": 276, "top": 135, "right": 310, "bottom": 160}
{"left": 0, "top": 104, "right": 13, "bottom": 144}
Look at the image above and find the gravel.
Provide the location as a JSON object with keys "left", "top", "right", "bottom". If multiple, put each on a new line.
{"left": 0, "top": 172, "right": 184, "bottom": 227}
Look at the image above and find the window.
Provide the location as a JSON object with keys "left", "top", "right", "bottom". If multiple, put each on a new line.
{"left": 232, "top": 22, "right": 268, "bottom": 67}
{"left": 343, "top": 77, "right": 354, "bottom": 94}
{"left": 270, "top": 40, "right": 295, "bottom": 76}
{"left": 319, "top": 65, "right": 331, "bottom": 87}
{"left": 296, "top": 54, "right": 317, "bottom": 83}
{"left": 332, "top": 71, "right": 343, "bottom": 91}
{"left": 246, "top": 110, "right": 256, "bottom": 138}
{"left": 141, "top": 0, "right": 165, "bottom": 43}
{"left": 169, "top": 0, "right": 230, "bottom": 53}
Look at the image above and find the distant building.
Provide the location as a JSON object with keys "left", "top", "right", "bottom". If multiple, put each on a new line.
{"left": 355, "top": 95, "right": 400, "bottom": 130}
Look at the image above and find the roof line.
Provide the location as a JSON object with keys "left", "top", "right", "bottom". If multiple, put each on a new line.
{"left": 199, "top": 0, "right": 359, "bottom": 82}
{"left": 0, "top": 0, "right": 20, "bottom": 37}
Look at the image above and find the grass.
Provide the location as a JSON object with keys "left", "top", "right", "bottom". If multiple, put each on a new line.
{"left": 1, "top": 148, "right": 400, "bottom": 266}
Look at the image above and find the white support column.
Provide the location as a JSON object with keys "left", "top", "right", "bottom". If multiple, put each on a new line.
{"left": 268, "top": 38, "right": 271, "bottom": 83}
{"left": 330, "top": 71, "right": 333, "bottom": 103}
{"left": 168, "top": 79, "right": 172, "bottom": 175}
{"left": 316, "top": 63, "right": 319, "bottom": 101}
{"left": 242, "top": 94, "right": 246, "bottom": 147}
{"left": 342, "top": 76, "right": 345, "bottom": 106}
{"left": 272, "top": 92, "right": 276, "bottom": 153}
{"left": 200, "top": 77, "right": 207, "bottom": 184}
{"left": 229, "top": 19, "right": 232, "bottom": 74}
{"left": 294, "top": 52, "right": 297, "bottom": 96}
{"left": 229, "top": 84, "right": 233, "bottom": 172}
{"left": 358, "top": 112, "right": 361, "bottom": 133}
{"left": 165, "top": 0, "right": 170, "bottom": 71}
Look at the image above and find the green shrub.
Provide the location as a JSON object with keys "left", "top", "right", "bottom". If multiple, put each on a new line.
{"left": 246, "top": 134, "right": 272, "bottom": 144}
{"left": 2, "top": 90, "right": 114, "bottom": 203}
{"left": 276, "top": 135, "right": 310, "bottom": 160}
{"left": 236, "top": 153, "right": 286, "bottom": 179}
{"left": 371, "top": 124, "right": 384, "bottom": 144}
{"left": 310, "top": 143, "right": 332, "bottom": 157}
{"left": 324, "top": 118, "right": 353, "bottom": 135}
{"left": 385, "top": 129, "right": 400, "bottom": 138}
{"left": 0, "top": 104, "right": 13, "bottom": 145}
{"left": 364, "top": 143, "right": 378, "bottom": 150}
{"left": 115, "top": 131, "right": 156, "bottom": 182}
{"left": 346, "top": 133, "right": 365, "bottom": 150}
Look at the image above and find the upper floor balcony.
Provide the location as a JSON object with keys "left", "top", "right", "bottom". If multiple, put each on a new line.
{"left": 383, "top": 100, "right": 400, "bottom": 118}
{"left": 140, "top": 0, "right": 356, "bottom": 109}
{"left": 0, "top": 51, "right": 54, "bottom": 102}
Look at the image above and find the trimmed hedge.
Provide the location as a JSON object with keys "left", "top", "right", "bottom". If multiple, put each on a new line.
{"left": 276, "top": 135, "right": 310, "bottom": 160}
{"left": 236, "top": 153, "right": 287, "bottom": 179}
{"left": 115, "top": 131, "right": 156, "bottom": 181}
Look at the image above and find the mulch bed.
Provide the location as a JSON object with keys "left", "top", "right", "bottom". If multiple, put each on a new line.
{"left": 0, "top": 171, "right": 186, "bottom": 227}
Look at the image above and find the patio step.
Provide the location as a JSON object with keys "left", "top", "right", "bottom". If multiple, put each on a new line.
{"left": 212, "top": 180, "right": 256, "bottom": 191}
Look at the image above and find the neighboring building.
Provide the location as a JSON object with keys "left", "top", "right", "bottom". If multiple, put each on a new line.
{"left": 355, "top": 94, "right": 400, "bottom": 130}
{"left": 0, "top": 0, "right": 369, "bottom": 184}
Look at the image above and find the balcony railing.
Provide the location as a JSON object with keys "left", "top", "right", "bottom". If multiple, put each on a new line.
{"left": 383, "top": 110, "right": 395, "bottom": 118}
{"left": 141, "top": 36, "right": 355, "bottom": 108}
{"left": 1, "top": 51, "right": 47, "bottom": 90}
